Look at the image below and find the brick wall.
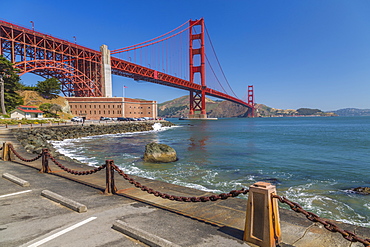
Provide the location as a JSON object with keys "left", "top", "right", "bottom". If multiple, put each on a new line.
{"left": 66, "top": 97, "right": 157, "bottom": 120}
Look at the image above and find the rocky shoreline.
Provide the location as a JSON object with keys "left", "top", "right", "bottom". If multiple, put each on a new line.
{"left": 11, "top": 121, "right": 175, "bottom": 162}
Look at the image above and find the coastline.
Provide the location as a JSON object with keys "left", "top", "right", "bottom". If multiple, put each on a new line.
{"left": 9, "top": 120, "right": 175, "bottom": 163}
{"left": 1, "top": 124, "right": 370, "bottom": 246}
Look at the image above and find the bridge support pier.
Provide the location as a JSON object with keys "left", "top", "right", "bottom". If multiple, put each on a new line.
{"left": 188, "top": 90, "right": 207, "bottom": 119}
{"left": 100, "top": 44, "right": 113, "bottom": 97}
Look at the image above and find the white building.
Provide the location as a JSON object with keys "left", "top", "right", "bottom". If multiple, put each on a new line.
{"left": 10, "top": 105, "right": 44, "bottom": 119}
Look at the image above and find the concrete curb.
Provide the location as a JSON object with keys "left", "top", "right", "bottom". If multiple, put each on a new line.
{"left": 41, "top": 190, "right": 87, "bottom": 213}
{"left": 112, "top": 220, "right": 181, "bottom": 247}
{"left": 2, "top": 173, "right": 30, "bottom": 187}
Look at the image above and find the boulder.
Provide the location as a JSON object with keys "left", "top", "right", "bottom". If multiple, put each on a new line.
{"left": 350, "top": 187, "right": 370, "bottom": 195}
{"left": 143, "top": 142, "right": 177, "bottom": 163}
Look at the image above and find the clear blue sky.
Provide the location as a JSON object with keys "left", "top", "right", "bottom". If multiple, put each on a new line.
{"left": 1, "top": 0, "right": 370, "bottom": 111}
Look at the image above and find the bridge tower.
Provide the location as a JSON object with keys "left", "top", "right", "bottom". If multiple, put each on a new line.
{"left": 188, "top": 18, "right": 207, "bottom": 119}
{"left": 247, "top": 85, "right": 255, "bottom": 117}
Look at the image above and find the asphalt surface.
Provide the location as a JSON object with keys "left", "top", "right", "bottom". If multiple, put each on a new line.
{"left": 0, "top": 160, "right": 252, "bottom": 247}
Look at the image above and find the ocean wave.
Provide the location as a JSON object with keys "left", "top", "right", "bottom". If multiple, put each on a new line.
{"left": 171, "top": 180, "right": 220, "bottom": 193}
{"left": 283, "top": 183, "right": 370, "bottom": 227}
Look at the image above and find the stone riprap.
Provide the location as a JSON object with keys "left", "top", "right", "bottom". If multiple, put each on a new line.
{"left": 350, "top": 187, "right": 370, "bottom": 195}
{"left": 10, "top": 121, "right": 175, "bottom": 162}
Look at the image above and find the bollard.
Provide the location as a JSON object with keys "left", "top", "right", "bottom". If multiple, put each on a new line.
{"left": 244, "top": 182, "right": 281, "bottom": 247}
{"left": 40, "top": 148, "right": 51, "bottom": 173}
{"left": 2, "top": 142, "right": 11, "bottom": 161}
{"left": 104, "top": 159, "right": 117, "bottom": 195}
{"left": 2, "top": 142, "right": 7, "bottom": 160}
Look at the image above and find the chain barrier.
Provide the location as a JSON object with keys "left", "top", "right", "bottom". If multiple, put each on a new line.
{"left": 8, "top": 143, "right": 43, "bottom": 162}
{"left": 273, "top": 194, "right": 370, "bottom": 247}
{"left": 112, "top": 163, "right": 249, "bottom": 202}
{"left": 47, "top": 152, "right": 106, "bottom": 175}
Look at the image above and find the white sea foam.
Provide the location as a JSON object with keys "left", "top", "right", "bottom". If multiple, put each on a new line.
{"left": 172, "top": 180, "right": 220, "bottom": 193}
{"left": 152, "top": 122, "right": 162, "bottom": 131}
{"left": 121, "top": 153, "right": 140, "bottom": 159}
{"left": 283, "top": 183, "right": 370, "bottom": 227}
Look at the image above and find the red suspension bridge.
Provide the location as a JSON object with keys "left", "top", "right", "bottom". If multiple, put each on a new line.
{"left": 0, "top": 18, "right": 254, "bottom": 118}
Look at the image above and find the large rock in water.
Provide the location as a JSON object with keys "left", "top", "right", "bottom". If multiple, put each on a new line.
{"left": 143, "top": 142, "right": 177, "bottom": 163}
{"left": 350, "top": 187, "right": 370, "bottom": 195}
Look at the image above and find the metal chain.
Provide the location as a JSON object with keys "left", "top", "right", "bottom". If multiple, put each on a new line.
{"left": 47, "top": 152, "right": 106, "bottom": 175}
{"left": 272, "top": 195, "right": 370, "bottom": 247}
{"left": 112, "top": 163, "right": 249, "bottom": 202}
{"left": 8, "top": 143, "right": 43, "bottom": 162}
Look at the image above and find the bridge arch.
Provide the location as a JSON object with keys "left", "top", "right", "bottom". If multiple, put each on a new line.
{"left": 14, "top": 60, "right": 102, "bottom": 97}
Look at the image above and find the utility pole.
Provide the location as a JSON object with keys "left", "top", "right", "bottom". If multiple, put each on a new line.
{"left": 0, "top": 72, "right": 6, "bottom": 115}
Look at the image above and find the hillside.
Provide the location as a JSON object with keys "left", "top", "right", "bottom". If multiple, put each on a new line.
{"left": 17, "top": 90, "right": 73, "bottom": 119}
{"left": 158, "top": 96, "right": 252, "bottom": 118}
{"left": 158, "top": 96, "right": 337, "bottom": 118}
{"left": 332, "top": 108, "right": 370, "bottom": 116}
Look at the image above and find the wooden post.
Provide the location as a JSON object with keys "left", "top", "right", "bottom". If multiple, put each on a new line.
{"left": 104, "top": 159, "right": 117, "bottom": 195}
{"left": 244, "top": 182, "right": 281, "bottom": 247}
{"left": 40, "top": 148, "right": 51, "bottom": 173}
{"left": 2, "top": 142, "right": 9, "bottom": 161}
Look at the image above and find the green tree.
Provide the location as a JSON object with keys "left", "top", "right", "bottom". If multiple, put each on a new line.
{"left": 39, "top": 103, "right": 52, "bottom": 112}
{"left": 297, "top": 108, "right": 323, "bottom": 115}
{"left": 50, "top": 103, "right": 62, "bottom": 114}
{"left": 39, "top": 103, "right": 62, "bottom": 118}
{"left": 36, "top": 77, "right": 61, "bottom": 99}
{"left": 22, "top": 85, "right": 38, "bottom": 91}
{"left": 0, "top": 56, "right": 24, "bottom": 114}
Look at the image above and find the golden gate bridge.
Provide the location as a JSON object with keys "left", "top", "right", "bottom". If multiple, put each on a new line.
{"left": 0, "top": 18, "right": 254, "bottom": 118}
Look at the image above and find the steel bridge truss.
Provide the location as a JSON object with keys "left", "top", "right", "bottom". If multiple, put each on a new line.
{"left": 0, "top": 19, "right": 254, "bottom": 116}
{"left": 0, "top": 20, "right": 102, "bottom": 97}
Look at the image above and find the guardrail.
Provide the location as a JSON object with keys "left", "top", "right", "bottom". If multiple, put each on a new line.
{"left": 2, "top": 142, "right": 370, "bottom": 247}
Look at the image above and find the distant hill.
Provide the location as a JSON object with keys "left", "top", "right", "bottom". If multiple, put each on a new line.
{"left": 331, "top": 108, "right": 370, "bottom": 116}
{"left": 158, "top": 96, "right": 336, "bottom": 118}
{"left": 158, "top": 96, "right": 251, "bottom": 118}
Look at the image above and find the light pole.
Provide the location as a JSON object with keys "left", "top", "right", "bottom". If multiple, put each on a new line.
{"left": 73, "top": 36, "right": 76, "bottom": 44}
{"left": 30, "top": 21, "right": 34, "bottom": 31}
{"left": 0, "top": 72, "right": 7, "bottom": 115}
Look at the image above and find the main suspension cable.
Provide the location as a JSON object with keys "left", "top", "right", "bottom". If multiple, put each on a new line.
{"left": 204, "top": 24, "right": 239, "bottom": 99}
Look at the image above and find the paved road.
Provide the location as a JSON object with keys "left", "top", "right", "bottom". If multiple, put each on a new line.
{"left": 0, "top": 160, "right": 251, "bottom": 247}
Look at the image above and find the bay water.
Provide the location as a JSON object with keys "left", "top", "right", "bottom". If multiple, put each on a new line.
{"left": 51, "top": 116, "right": 370, "bottom": 227}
